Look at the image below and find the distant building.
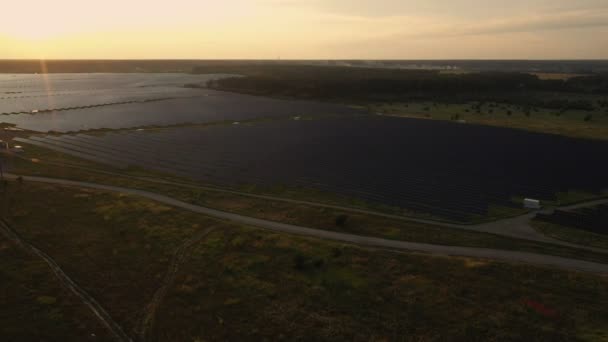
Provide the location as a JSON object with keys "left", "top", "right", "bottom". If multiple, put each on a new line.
{"left": 524, "top": 198, "right": 541, "bottom": 210}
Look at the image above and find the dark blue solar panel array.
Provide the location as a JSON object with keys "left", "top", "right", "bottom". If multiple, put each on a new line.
{"left": 0, "top": 73, "right": 357, "bottom": 132}
{"left": 18, "top": 116, "right": 608, "bottom": 222}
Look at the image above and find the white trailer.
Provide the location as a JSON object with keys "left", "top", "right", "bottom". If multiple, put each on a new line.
{"left": 523, "top": 198, "right": 541, "bottom": 210}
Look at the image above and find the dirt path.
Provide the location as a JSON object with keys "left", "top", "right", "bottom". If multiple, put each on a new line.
{"left": 137, "top": 227, "right": 215, "bottom": 341}
{"left": 0, "top": 218, "right": 132, "bottom": 342}
{"left": 6, "top": 174, "right": 608, "bottom": 274}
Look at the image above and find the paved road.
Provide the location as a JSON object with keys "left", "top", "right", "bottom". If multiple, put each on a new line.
{"left": 560, "top": 198, "right": 608, "bottom": 211}
{"left": 6, "top": 174, "right": 608, "bottom": 274}
{"left": 0, "top": 218, "right": 132, "bottom": 342}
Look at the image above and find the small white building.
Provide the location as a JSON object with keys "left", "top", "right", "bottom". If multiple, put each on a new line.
{"left": 523, "top": 198, "right": 541, "bottom": 210}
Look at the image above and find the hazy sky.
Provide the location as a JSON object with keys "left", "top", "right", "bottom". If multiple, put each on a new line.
{"left": 1, "top": 0, "right": 607, "bottom": 59}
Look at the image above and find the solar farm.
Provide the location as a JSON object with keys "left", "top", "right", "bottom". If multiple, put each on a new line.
{"left": 0, "top": 74, "right": 355, "bottom": 132}
{"left": 2, "top": 73, "right": 608, "bottom": 222}
{"left": 15, "top": 115, "right": 608, "bottom": 222}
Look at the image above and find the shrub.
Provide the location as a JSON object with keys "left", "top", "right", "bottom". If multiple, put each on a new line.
{"left": 293, "top": 254, "right": 307, "bottom": 270}
{"left": 584, "top": 114, "right": 593, "bottom": 122}
{"left": 335, "top": 214, "right": 349, "bottom": 227}
{"left": 331, "top": 247, "right": 343, "bottom": 258}
{"left": 37, "top": 296, "right": 57, "bottom": 305}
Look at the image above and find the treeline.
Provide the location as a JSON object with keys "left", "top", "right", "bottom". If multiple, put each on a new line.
{"left": 0, "top": 60, "right": 205, "bottom": 73}
{"left": 195, "top": 65, "right": 608, "bottom": 109}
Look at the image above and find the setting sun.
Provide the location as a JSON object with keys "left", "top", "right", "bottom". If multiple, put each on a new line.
{"left": 1, "top": 1, "right": 608, "bottom": 341}
{"left": 1, "top": 0, "right": 607, "bottom": 59}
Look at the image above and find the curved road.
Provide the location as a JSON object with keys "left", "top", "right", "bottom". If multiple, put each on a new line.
{"left": 6, "top": 173, "right": 608, "bottom": 274}
{"left": 9, "top": 153, "right": 608, "bottom": 252}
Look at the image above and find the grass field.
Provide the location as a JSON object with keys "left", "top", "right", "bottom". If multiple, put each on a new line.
{"left": 0, "top": 234, "right": 111, "bottom": 341}
{"left": 5, "top": 151, "right": 608, "bottom": 264}
{"left": 1, "top": 181, "right": 608, "bottom": 341}
{"left": 0, "top": 181, "right": 236, "bottom": 336}
{"left": 371, "top": 99, "right": 608, "bottom": 141}
{"left": 533, "top": 221, "right": 608, "bottom": 250}
{"left": 234, "top": 182, "right": 529, "bottom": 224}
{"left": 154, "top": 227, "right": 608, "bottom": 341}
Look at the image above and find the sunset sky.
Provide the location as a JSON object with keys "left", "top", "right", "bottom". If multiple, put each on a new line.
{"left": 1, "top": 0, "right": 607, "bottom": 59}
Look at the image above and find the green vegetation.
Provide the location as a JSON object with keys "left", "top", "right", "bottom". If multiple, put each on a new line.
{"left": 168, "top": 186, "right": 608, "bottom": 263}
{"left": 373, "top": 100, "right": 608, "bottom": 140}
{"left": 533, "top": 221, "right": 608, "bottom": 250}
{"left": 1, "top": 181, "right": 608, "bottom": 340}
{"left": 192, "top": 63, "right": 608, "bottom": 140}
{"left": 0, "top": 234, "right": 110, "bottom": 341}
{"left": 0, "top": 181, "right": 236, "bottom": 336}
{"left": 155, "top": 227, "right": 608, "bottom": 341}
{"left": 197, "top": 64, "right": 608, "bottom": 105}
{"left": 553, "top": 190, "right": 608, "bottom": 206}
{"left": 6, "top": 152, "right": 608, "bottom": 264}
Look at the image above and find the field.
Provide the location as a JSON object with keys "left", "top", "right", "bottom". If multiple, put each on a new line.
{"left": 1, "top": 181, "right": 608, "bottom": 341}
{"left": 533, "top": 221, "right": 608, "bottom": 251}
{"left": 0, "top": 233, "right": 111, "bottom": 341}
{"left": 371, "top": 100, "right": 608, "bottom": 141}
{"left": 7, "top": 145, "right": 608, "bottom": 264}
{"left": 2, "top": 68, "right": 608, "bottom": 341}
{"left": 16, "top": 115, "right": 608, "bottom": 222}
{"left": 535, "top": 204, "right": 608, "bottom": 236}
{"left": 195, "top": 64, "right": 608, "bottom": 141}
